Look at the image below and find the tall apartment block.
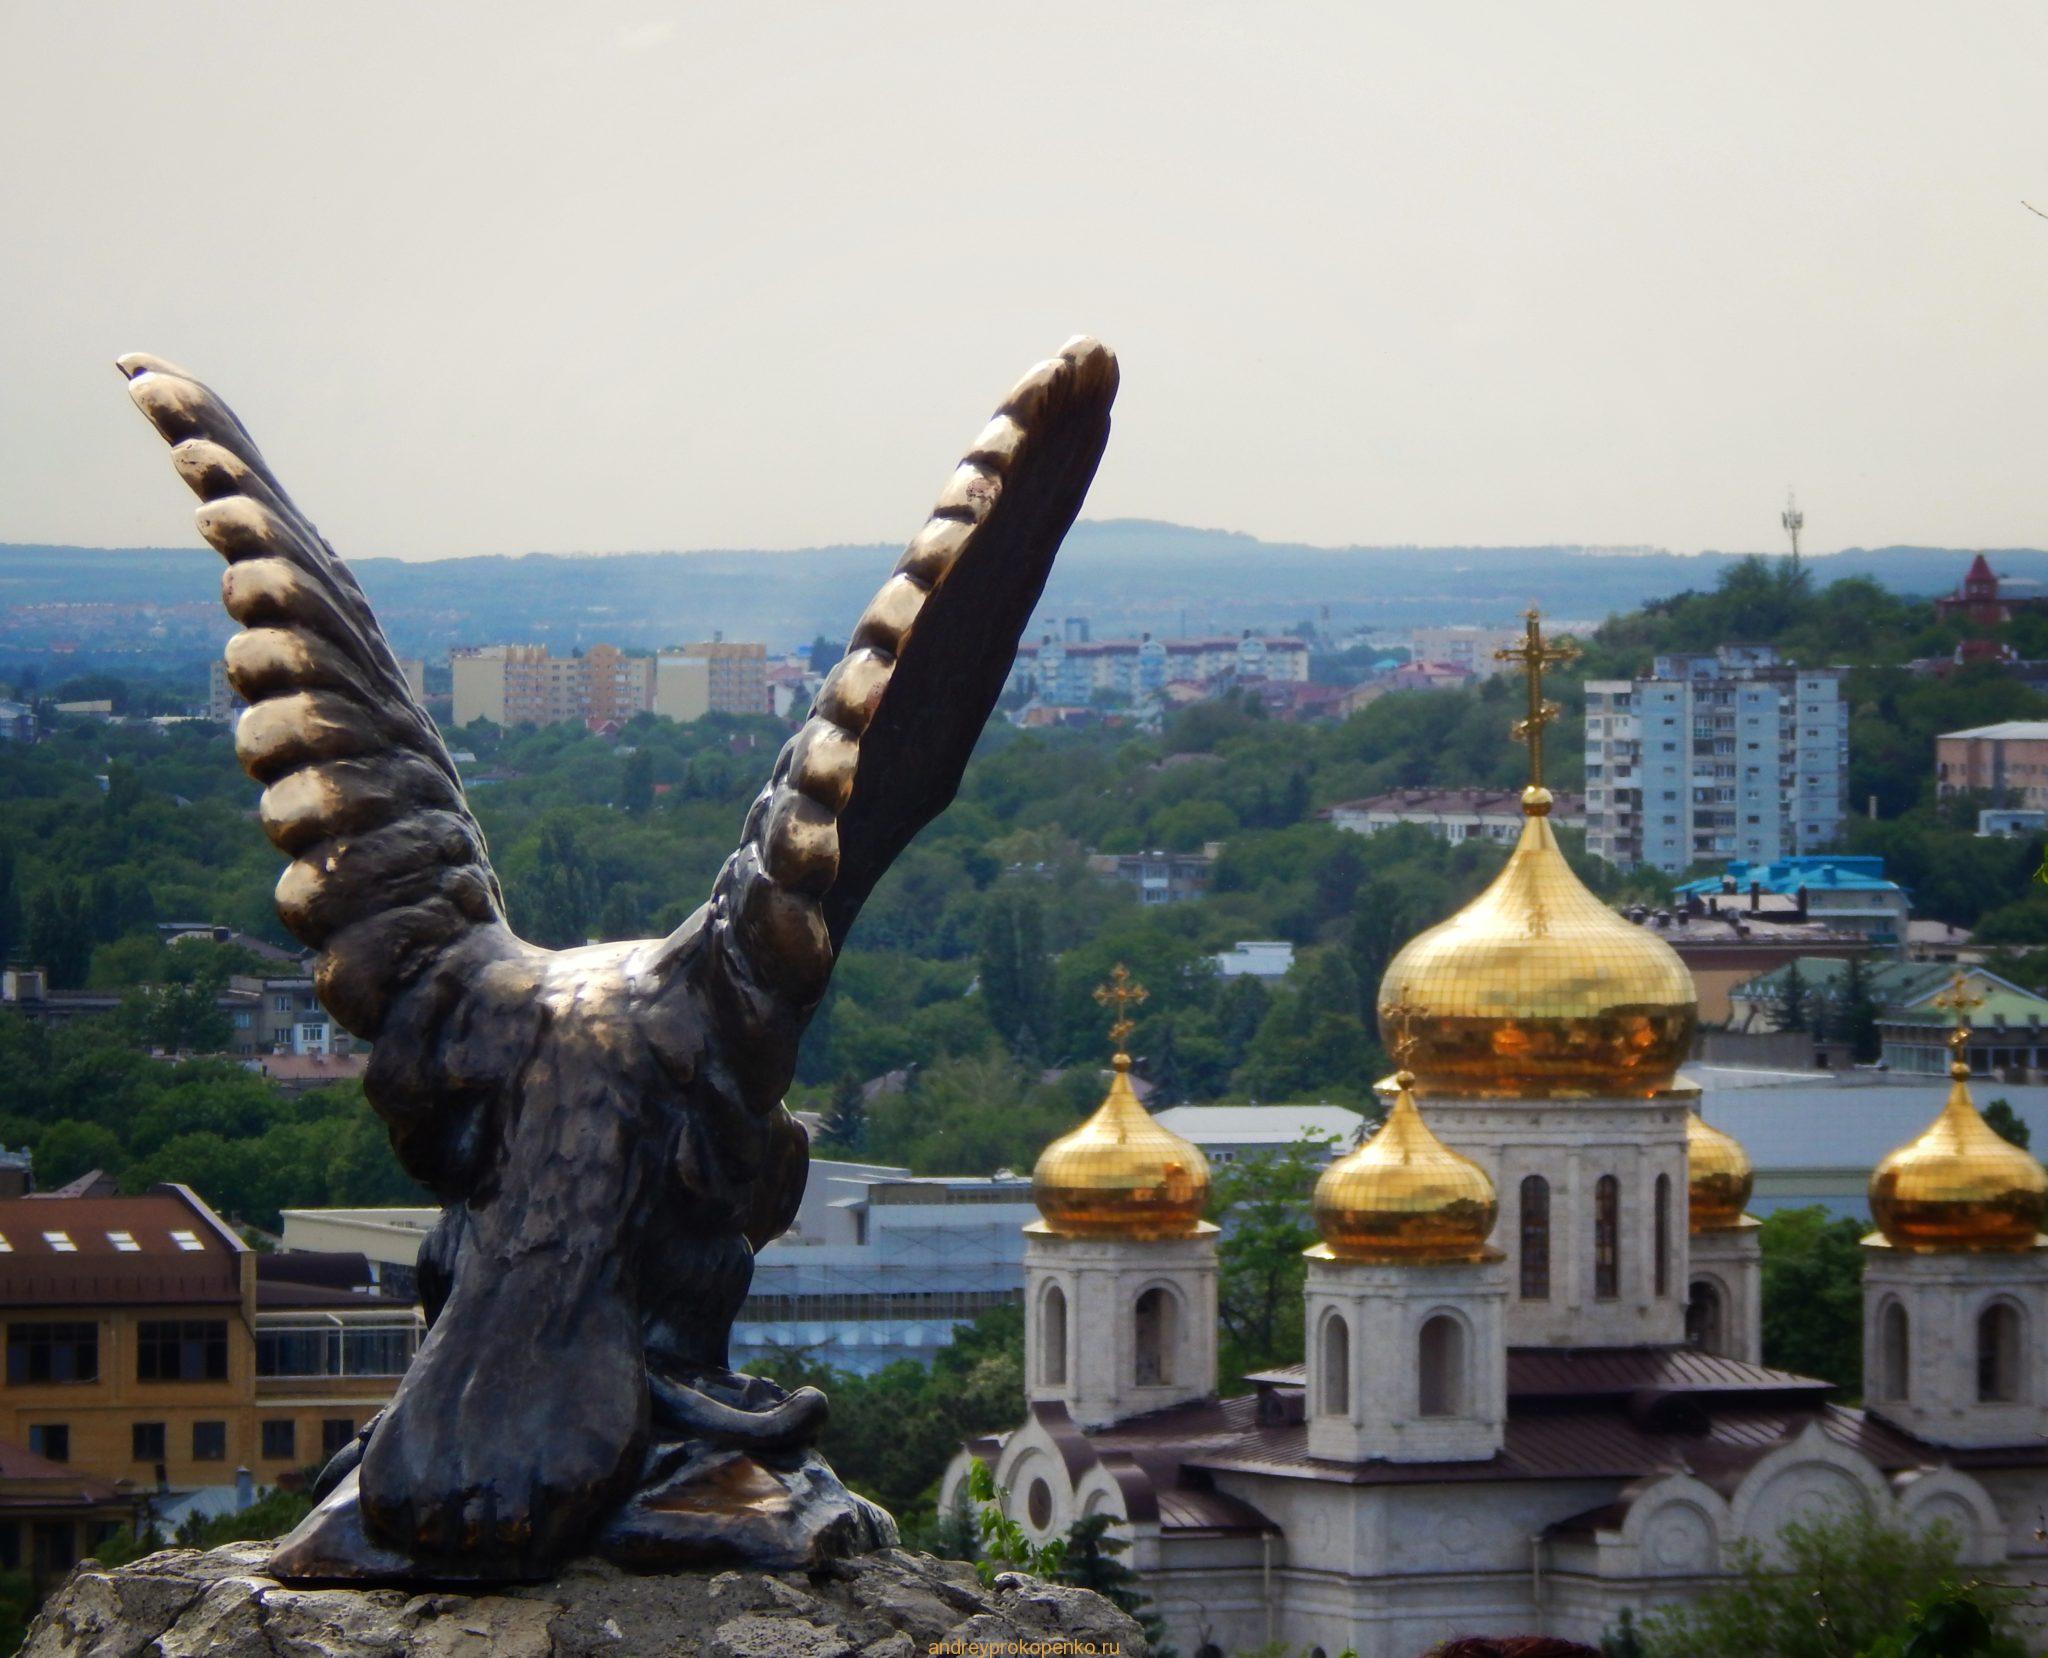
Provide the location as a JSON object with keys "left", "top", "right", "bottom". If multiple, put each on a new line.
{"left": 1583, "top": 646, "right": 1847, "bottom": 872}
{"left": 450, "top": 641, "right": 769, "bottom": 728}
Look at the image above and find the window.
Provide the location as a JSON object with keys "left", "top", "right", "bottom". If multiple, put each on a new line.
{"left": 106, "top": 1231, "right": 140, "bottom": 1253}
{"left": 1594, "top": 1176, "right": 1621, "bottom": 1300}
{"left": 1039, "top": 1285, "right": 1067, "bottom": 1387}
{"left": 7, "top": 1322, "right": 99, "bottom": 1385}
{"left": 1026, "top": 1477, "right": 1053, "bottom": 1531}
{"left": 255, "top": 1320, "right": 418, "bottom": 1378}
{"left": 1654, "top": 1174, "right": 1671, "bottom": 1298}
{"left": 137, "top": 1320, "right": 228, "bottom": 1382}
{"left": 1418, "top": 1314, "right": 1464, "bottom": 1418}
{"left": 321, "top": 1418, "right": 357, "bottom": 1459}
{"left": 1686, "top": 1281, "right": 1725, "bottom": 1356}
{"left": 1133, "top": 1287, "right": 1176, "bottom": 1387}
{"left": 168, "top": 1231, "right": 204, "bottom": 1253}
{"left": 1519, "top": 1176, "right": 1550, "bottom": 1300}
{"left": 192, "top": 1421, "right": 227, "bottom": 1462}
{"left": 27, "top": 1424, "right": 67, "bottom": 1463}
{"left": 1878, "top": 1301, "right": 1910, "bottom": 1403}
{"left": 131, "top": 1422, "right": 166, "bottom": 1462}
{"left": 1977, "top": 1303, "right": 2022, "bottom": 1404}
{"left": 261, "top": 1420, "right": 297, "bottom": 1462}
{"left": 40, "top": 1232, "right": 75, "bottom": 1254}
{"left": 1321, "top": 1312, "right": 1350, "bottom": 1417}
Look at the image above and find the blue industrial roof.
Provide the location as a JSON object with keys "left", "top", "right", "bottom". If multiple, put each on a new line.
{"left": 1674, "top": 855, "right": 1903, "bottom": 897}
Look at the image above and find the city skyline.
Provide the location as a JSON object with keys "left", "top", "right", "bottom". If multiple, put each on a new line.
{"left": 2, "top": 4, "right": 2046, "bottom": 562}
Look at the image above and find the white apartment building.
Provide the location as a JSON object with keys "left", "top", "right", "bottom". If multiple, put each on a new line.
{"left": 1010, "top": 632, "right": 1309, "bottom": 705}
{"left": 1584, "top": 647, "right": 1846, "bottom": 872}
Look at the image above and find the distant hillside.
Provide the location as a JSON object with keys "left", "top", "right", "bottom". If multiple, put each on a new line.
{"left": 0, "top": 522, "right": 2028, "bottom": 666}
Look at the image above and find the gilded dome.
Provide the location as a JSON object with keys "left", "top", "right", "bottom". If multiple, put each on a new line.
{"left": 1376, "top": 788, "right": 1697, "bottom": 1099}
{"left": 1869, "top": 1062, "right": 2048, "bottom": 1253}
{"left": 1031, "top": 1055, "right": 1211, "bottom": 1239}
{"left": 1687, "top": 1111, "right": 1754, "bottom": 1232}
{"left": 1311, "top": 1072, "right": 1498, "bottom": 1262}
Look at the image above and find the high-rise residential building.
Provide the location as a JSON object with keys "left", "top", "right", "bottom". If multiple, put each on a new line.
{"left": 1937, "top": 721, "right": 2048, "bottom": 813}
{"left": 664, "top": 640, "right": 769, "bottom": 716}
{"left": 449, "top": 644, "right": 659, "bottom": 728}
{"left": 1584, "top": 645, "right": 1846, "bottom": 872}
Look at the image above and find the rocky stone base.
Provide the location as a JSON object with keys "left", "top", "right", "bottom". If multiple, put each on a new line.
{"left": 23, "top": 1540, "right": 1150, "bottom": 1658}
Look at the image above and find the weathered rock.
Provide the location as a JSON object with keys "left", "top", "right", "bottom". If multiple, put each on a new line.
{"left": 23, "top": 1543, "right": 1150, "bottom": 1658}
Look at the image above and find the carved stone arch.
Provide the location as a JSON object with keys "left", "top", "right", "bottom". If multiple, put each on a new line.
{"left": 1618, "top": 1472, "right": 1731, "bottom": 1578}
{"left": 1973, "top": 1293, "right": 2027, "bottom": 1404}
{"left": 1892, "top": 1466, "right": 2006, "bottom": 1566}
{"left": 1318, "top": 1305, "right": 1351, "bottom": 1417}
{"left": 1416, "top": 1303, "right": 1475, "bottom": 1418}
{"left": 1131, "top": 1277, "right": 1188, "bottom": 1389}
{"left": 1730, "top": 1423, "right": 1894, "bottom": 1563}
{"left": 1037, "top": 1278, "right": 1070, "bottom": 1388}
{"left": 1005, "top": 1445, "right": 1068, "bottom": 1542}
{"left": 1687, "top": 1270, "right": 1731, "bottom": 1356}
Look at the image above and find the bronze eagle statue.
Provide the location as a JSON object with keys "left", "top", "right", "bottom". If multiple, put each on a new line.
{"left": 117, "top": 339, "right": 1118, "bottom": 1581}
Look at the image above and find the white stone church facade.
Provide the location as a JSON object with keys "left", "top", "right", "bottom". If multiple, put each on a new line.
{"left": 945, "top": 783, "right": 2048, "bottom": 1658}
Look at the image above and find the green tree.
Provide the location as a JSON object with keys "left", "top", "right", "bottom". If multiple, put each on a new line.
{"left": 0, "top": 842, "right": 21, "bottom": 966}
{"left": 818, "top": 1073, "right": 868, "bottom": 1156}
{"left": 1839, "top": 954, "right": 1882, "bottom": 1065}
{"left": 978, "top": 891, "right": 1055, "bottom": 1062}
{"left": 26, "top": 881, "right": 90, "bottom": 987}
{"left": 1758, "top": 1206, "right": 1866, "bottom": 1390}
{"left": 34, "top": 1120, "right": 124, "bottom": 1187}
{"left": 1775, "top": 959, "right": 1810, "bottom": 1034}
{"left": 1208, "top": 1132, "right": 1335, "bottom": 1381}
{"left": 1981, "top": 1098, "right": 2030, "bottom": 1151}
{"left": 522, "top": 820, "right": 598, "bottom": 947}
{"left": 1636, "top": 1507, "right": 2023, "bottom": 1658}
{"left": 1058, "top": 1512, "right": 1173, "bottom": 1656}
{"left": 620, "top": 747, "right": 655, "bottom": 816}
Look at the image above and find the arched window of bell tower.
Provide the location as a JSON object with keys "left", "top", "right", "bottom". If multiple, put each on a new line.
{"left": 1686, "top": 1278, "right": 1725, "bottom": 1356}
{"left": 1877, "top": 1299, "right": 1910, "bottom": 1403}
{"left": 1418, "top": 1313, "right": 1465, "bottom": 1418}
{"left": 1134, "top": 1286, "right": 1178, "bottom": 1387}
{"left": 1040, "top": 1283, "right": 1068, "bottom": 1387}
{"left": 1654, "top": 1173, "right": 1672, "bottom": 1298}
{"left": 1519, "top": 1175, "right": 1550, "bottom": 1300}
{"left": 1977, "top": 1301, "right": 2023, "bottom": 1404}
{"left": 1320, "top": 1310, "right": 1350, "bottom": 1417}
{"left": 1594, "top": 1175, "right": 1621, "bottom": 1301}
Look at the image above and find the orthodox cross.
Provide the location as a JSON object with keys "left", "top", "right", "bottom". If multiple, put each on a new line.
{"left": 1378, "top": 993, "right": 1423, "bottom": 1076}
{"left": 1931, "top": 973, "right": 1986, "bottom": 1061}
{"left": 1094, "top": 964, "right": 1149, "bottom": 1053}
{"left": 1493, "top": 607, "right": 1580, "bottom": 791}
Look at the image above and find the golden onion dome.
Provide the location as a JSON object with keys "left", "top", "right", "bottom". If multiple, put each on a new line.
{"left": 1031, "top": 1055, "right": 1211, "bottom": 1239}
{"left": 1311, "top": 1072, "right": 1499, "bottom": 1262}
{"left": 1869, "top": 1060, "right": 2048, "bottom": 1253}
{"left": 1687, "top": 1111, "right": 1754, "bottom": 1232}
{"left": 1377, "top": 787, "right": 1697, "bottom": 1099}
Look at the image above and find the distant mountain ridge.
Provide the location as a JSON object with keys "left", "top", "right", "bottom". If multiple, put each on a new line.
{"left": 0, "top": 520, "right": 2028, "bottom": 661}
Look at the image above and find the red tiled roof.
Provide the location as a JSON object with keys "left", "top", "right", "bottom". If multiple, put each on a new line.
{"left": 0, "top": 1186, "right": 243, "bottom": 1308}
{"left": 0, "top": 1437, "right": 123, "bottom": 1502}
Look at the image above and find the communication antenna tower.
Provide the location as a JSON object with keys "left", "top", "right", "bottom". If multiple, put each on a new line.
{"left": 1781, "top": 491, "right": 1804, "bottom": 575}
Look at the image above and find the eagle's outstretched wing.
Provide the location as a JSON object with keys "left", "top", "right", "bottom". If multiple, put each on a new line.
{"left": 116, "top": 355, "right": 511, "bottom": 1039}
{"left": 687, "top": 339, "right": 1117, "bottom": 1107}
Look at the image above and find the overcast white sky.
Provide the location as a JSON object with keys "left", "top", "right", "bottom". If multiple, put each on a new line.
{"left": 2, "top": 1, "right": 2045, "bottom": 561}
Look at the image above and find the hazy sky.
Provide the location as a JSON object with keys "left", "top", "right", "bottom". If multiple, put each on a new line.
{"left": 4, "top": 2, "right": 2045, "bottom": 562}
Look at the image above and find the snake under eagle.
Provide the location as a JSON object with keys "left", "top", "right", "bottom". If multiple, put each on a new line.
{"left": 117, "top": 340, "right": 1118, "bottom": 1581}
